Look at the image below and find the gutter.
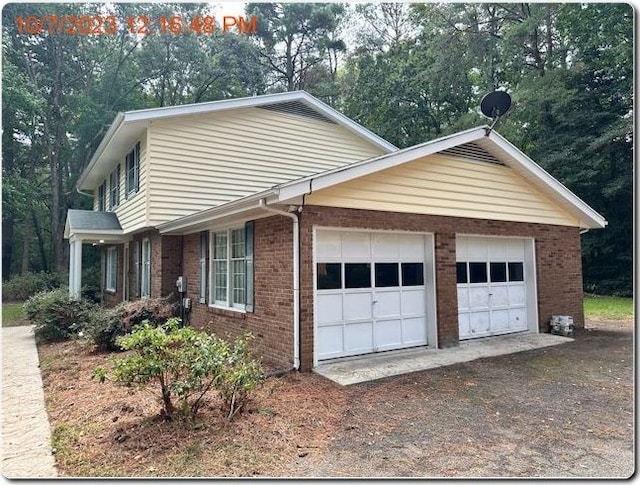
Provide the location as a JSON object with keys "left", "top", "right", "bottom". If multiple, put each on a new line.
{"left": 258, "top": 199, "right": 301, "bottom": 371}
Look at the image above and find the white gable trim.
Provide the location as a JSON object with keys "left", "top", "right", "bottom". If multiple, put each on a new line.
{"left": 276, "top": 126, "right": 606, "bottom": 229}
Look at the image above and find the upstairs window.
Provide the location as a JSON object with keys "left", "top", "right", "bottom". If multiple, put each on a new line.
{"left": 126, "top": 142, "right": 140, "bottom": 197}
{"left": 109, "top": 164, "right": 120, "bottom": 209}
{"left": 98, "top": 181, "right": 107, "bottom": 211}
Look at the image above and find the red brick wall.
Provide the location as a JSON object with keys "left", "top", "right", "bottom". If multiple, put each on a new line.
{"left": 183, "top": 216, "right": 294, "bottom": 369}
{"left": 298, "top": 205, "right": 585, "bottom": 370}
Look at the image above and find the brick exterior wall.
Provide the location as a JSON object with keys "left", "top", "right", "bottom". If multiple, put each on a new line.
{"left": 99, "top": 207, "right": 585, "bottom": 373}
{"left": 183, "top": 216, "right": 295, "bottom": 369}
{"left": 298, "top": 205, "right": 584, "bottom": 371}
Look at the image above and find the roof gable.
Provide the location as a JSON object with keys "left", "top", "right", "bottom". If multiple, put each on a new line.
{"left": 77, "top": 91, "right": 397, "bottom": 191}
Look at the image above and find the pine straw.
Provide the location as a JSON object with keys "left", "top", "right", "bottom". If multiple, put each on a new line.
{"left": 37, "top": 319, "right": 634, "bottom": 478}
{"left": 38, "top": 341, "right": 347, "bottom": 477}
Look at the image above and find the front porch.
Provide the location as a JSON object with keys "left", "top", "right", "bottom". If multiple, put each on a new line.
{"left": 64, "top": 209, "right": 124, "bottom": 299}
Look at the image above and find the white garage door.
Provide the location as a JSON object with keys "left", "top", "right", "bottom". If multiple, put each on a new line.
{"left": 315, "top": 229, "right": 436, "bottom": 362}
{"left": 457, "top": 236, "right": 537, "bottom": 340}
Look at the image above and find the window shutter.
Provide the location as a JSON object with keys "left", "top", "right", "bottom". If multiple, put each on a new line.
{"left": 133, "top": 241, "right": 140, "bottom": 298}
{"left": 135, "top": 142, "right": 140, "bottom": 193}
{"left": 245, "top": 221, "right": 254, "bottom": 312}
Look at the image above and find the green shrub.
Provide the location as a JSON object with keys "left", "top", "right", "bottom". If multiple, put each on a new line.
{"left": 3, "top": 272, "right": 63, "bottom": 301}
{"left": 84, "top": 298, "right": 177, "bottom": 352}
{"left": 23, "top": 288, "right": 99, "bottom": 343}
{"left": 93, "top": 319, "right": 263, "bottom": 421}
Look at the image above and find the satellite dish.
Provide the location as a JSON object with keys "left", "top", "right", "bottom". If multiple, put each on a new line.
{"left": 480, "top": 91, "right": 511, "bottom": 134}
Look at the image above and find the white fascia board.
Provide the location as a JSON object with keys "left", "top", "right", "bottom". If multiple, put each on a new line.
{"left": 487, "top": 131, "right": 607, "bottom": 229}
{"left": 157, "top": 189, "right": 279, "bottom": 235}
{"left": 277, "top": 127, "right": 487, "bottom": 201}
{"left": 66, "top": 229, "right": 124, "bottom": 241}
{"left": 295, "top": 93, "right": 398, "bottom": 153}
{"left": 76, "top": 113, "right": 125, "bottom": 190}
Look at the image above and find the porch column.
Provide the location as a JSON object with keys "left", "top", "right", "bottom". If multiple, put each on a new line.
{"left": 69, "top": 237, "right": 83, "bottom": 300}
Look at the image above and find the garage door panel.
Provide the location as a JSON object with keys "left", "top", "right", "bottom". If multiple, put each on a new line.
{"left": 344, "top": 323, "right": 373, "bottom": 352}
{"left": 374, "top": 320, "right": 402, "bottom": 350}
{"left": 490, "top": 309, "right": 510, "bottom": 332}
{"left": 458, "top": 313, "right": 471, "bottom": 339}
{"left": 402, "top": 318, "right": 427, "bottom": 345}
{"left": 505, "top": 239, "right": 525, "bottom": 259}
{"left": 402, "top": 289, "right": 426, "bottom": 315}
{"left": 343, "top": 293, "right": 372, "bottom": 321}
{"left": 469, "top": 311, "right": 490, "bottom": 336}
{"left": 316, "top": 231, "right": 342, "bottom": 260}
{"left": 316, "top": 294, "right": 343, "bottom": 325}
{"left": 375, "top": 291, "right": 401, "bottom": 318}
{"left": 510, "top": 308, "right": 527, "bottom": 331}
{"left": 342, "top": 232, "right": 371, "bottom": 259}
{"left": 317, "top": 325, "right": 344, "bottom": 359}
{"left": 490, "top": 285, "right": 509, "bottom": 307}
{"left": 457, "top": 287, "right": 469, "bottom": 311}
{"left": 508, "top": 285, "right": 526, "bottom": 306}
{"left": 372, "top": 233, "right": 399, "bottom": 259}
{"left": 398, "top": 235, "right": 425, "bottom": 259}
{"left": 469, "top": 287, "right": 490, "bottom": 309}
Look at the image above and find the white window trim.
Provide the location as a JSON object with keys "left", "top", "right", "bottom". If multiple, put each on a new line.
{"left": 209, "top": 227, "right": 246, "bottom": 312}
{"left": 126, "top": 142, "right": 140, "bottom": 198}
{"left": 106, "top": 246, "right": 117, "bottom": 292}
{"left": 109, "top": 164, "right": 120, "bottom": 210}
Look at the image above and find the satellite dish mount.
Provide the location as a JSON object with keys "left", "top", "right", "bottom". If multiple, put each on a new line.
{"left": 480, "top": 91, "right": 512, "bottom": 135}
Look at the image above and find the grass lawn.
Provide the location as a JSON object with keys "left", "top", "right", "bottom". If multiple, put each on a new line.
{"left": 2, "top": 302, "right": 29, "bottom": 327}
{"left": 584, "top": 294, "right": 634, "bottom": 320}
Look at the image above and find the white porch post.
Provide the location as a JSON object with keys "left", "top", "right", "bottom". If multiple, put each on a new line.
{"left": 69, "top": 237, "right": 83, "bottom": 300}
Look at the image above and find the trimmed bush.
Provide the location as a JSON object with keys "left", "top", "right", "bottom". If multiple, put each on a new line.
{"left": 84, "top": 297, "right": 177, "bottom": 352}
{"left": 23, "top": 288, "right": 99, "bottom": 343}
{"left": 93, "top": 320, "right": 264, "bottom": 421}
{"left": 3, "top": 272, "right": 63, "bottom": 301}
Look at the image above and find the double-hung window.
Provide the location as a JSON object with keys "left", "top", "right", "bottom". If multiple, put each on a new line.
{"left": 126, "top": 142, "right": 140, "bottom": 197}
{"left": 106, "top": 246, "right": 117, "bottom": 292}
{"left": 141, "top": 237, "right": 151, "bottom": 298}
{"left": 209, "top": 223, "right": 254, "bottom": 311}
{"left": 98, "top": 181, "right": 107, "bottom": 211}
{"left": 109, "top": 165, "right": 120, "bottom": 209}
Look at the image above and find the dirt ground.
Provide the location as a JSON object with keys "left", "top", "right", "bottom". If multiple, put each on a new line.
{"left": 38, "top": 318, "right": 634, "bottom": 478}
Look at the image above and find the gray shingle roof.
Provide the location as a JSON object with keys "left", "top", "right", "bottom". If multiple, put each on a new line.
{"left": 66, "top": 209, "right": 121, "bottom": 232}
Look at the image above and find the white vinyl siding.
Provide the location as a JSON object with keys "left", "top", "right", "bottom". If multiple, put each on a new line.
{"left": 306, "top": 153, "right": 580, "bottom": 227}
{"left": 146, "top": 107, "right": 386, "bottom": 225}
{"left": 106, "top": 246, "right": 117, "bottom": 292}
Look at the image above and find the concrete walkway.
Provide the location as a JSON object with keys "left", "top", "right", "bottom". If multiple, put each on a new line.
{"left": 2, "top": 325, "right": 58, "bottom": 478}
{"left": 315, "top": 332, "right": 573, "bottom": 385}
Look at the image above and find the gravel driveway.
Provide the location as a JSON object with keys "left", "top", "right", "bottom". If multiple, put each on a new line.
{"left": 298, "top": 319, "right": 634, "bottom": 478}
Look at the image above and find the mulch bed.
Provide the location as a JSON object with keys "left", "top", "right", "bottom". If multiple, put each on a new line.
{"left": 38, "top": 319, "right": 634, "bottom": 478}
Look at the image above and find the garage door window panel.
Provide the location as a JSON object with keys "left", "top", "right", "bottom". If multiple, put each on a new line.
{"left": 375, "top": 263, "right": 399, "bottom": 287}
{"left": 469, "top": 262, "right": 488, "bottom": 283}
{"left": 317, "top": 263, "right": 342, "bottom": 290}
{"left": 345, "top": 263, "right": 371, "bottom": 289}
{"left": 456, "top": 262, "right": 468, "bottom": 284}
{"left": 402, "top": 263, "right": 424, "bottom": 286}
{"left": 490, "top": 262, "right": 507, "bottom": 283}
{"left": 508, "top": 262, "right": 524, "bottom": 282}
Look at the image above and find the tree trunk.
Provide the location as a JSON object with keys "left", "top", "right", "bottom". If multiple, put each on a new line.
{"left": 2, "top": 216, "right": 14, "bottom": 280}
{"left": 21, "top": 220, "right": 31, "bottom": 274}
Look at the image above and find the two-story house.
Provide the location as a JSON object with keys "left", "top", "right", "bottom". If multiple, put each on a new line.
{"left": 64, "top": 91, "right": 606, "bottom": 371}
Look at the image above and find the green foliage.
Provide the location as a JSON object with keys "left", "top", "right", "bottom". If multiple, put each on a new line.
{"left": 94, "top": 319, "right": 264, "bottom": 421}
{"left": 23, "top": 288, "right": 98, "bottom": 343}
{"left": 2, "top": 272, "right": 63, "bottom": 301}
{"left": 83, "top": 297, "right": 177, "bottom": 352}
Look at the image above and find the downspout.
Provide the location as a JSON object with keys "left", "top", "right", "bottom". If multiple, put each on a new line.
{"left": 258, "top": 199, "right": 301, "bottom": 371}
{"left": 580, "top": 229, "right": 590, "bottom": 235}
